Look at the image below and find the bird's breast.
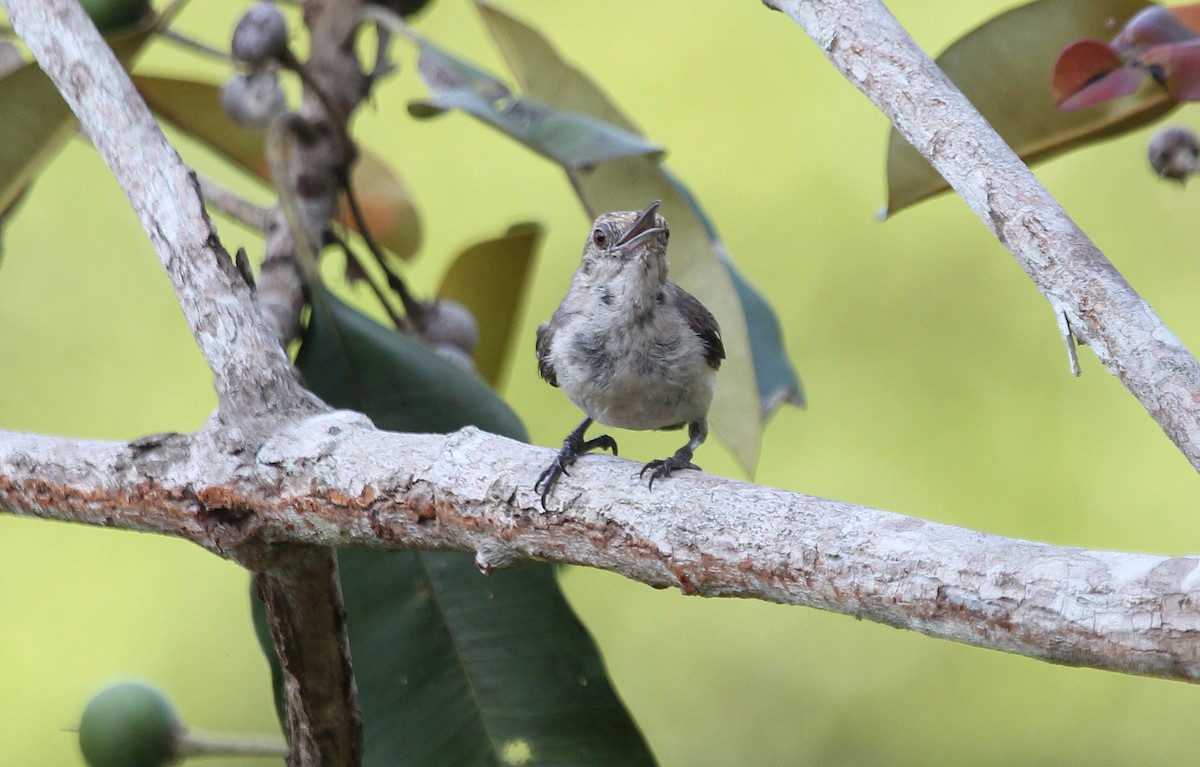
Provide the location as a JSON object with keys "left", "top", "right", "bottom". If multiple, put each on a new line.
{"left": 550, "top": 308, "right": 716, "bottom": 431}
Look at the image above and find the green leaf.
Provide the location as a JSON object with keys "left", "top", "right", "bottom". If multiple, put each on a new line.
{"left": 471, "top": 2, "right": 806, "bottom": 472}
{"left": 438, "top": 223, "right": 542, "bottom": 388}
{"left": 253, "top": 288, "right": 655, "bottom": 766}
{"left": 337, "top": 549, "right": 656, "bottom": 767}
{"left": 885, "top": 0, "right": 1173, "bottom": 216}
{"left": 295, "top": 287, "right": 526, "bottom": 438}
{"left": 408, "top": 38, "right": 663, "bottom": 170}
{"left": 133, "top": 75, "right": 423, "bottom": 260}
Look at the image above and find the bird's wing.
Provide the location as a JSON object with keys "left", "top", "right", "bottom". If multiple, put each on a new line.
{"left": 535, "top": 321, "right": 559, "bottom": 387}
{"left": 669, "top": 282, "right": 725, "bottom": 369}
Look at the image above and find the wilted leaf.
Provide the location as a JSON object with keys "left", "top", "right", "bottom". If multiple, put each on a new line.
{"left": 264, "top": 287, "right": 656, "bottom": 766}
{"left": 134, "top": 75, "right": 422, "bottom": 259}
{"left": 339, "top": 153, "right": 423, "bottom": 262}
{"left": 408, "top": 38, "right": 663, "bottom": 169}
{"left": 437, "top": 223, "right": 542, "bottom": 387}
{"left": 885, "top": 0, "right": 1176, "bottom": 215}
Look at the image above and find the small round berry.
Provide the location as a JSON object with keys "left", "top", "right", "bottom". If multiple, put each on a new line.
{"left": 231, "top": 2, "right": 289, "bottom": 69}
{"left": 417, "top": 300, "right": 479, "bottom": 354}
{"left": 432, "top": 341, "right": 477, "bottom": 373}
{"left": 1148, "top": 126, "right": 1200, "bottom": 183}
{"left": 220, "top": 71, "right": 287, "bottom": 128}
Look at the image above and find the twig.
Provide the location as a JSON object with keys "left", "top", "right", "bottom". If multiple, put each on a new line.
{"left": 764, "top": 0, "right": 1200, "bottom": 472}
{"left": 339, "top": 174, "right": 424, "bottom": 318}
{"left": 158, "top": 28, "right": 234, "bottom": 62}
{"left": 198, "top": 176, "right": 271, "bottom": 231}
{"left": 327, "top": 231, "right": 410, "bottom": 330}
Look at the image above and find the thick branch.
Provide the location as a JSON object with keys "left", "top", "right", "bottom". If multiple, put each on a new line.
{"left": 255, "top": 551, "right": 362, "bottom": 767}
{"left": 1, "top": 0, "right": 317, "bottom": 420}
{"left": 764, "top": 0, "right": 1200, "bottom": 470}
{"left": 3, "top": 419, "right": 1199, "bottom": 682}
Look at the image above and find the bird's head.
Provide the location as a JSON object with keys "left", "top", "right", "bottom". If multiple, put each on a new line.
{"left": 576, "top": 200, "right": 670, "bottom": 290}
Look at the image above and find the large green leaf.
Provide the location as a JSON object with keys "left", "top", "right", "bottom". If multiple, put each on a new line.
{"left": 133, "top": 75, "right": 422, "bottom": 260}
{"left": 408, "top": 38, "right": 663, "bottom": 170}
{"left": 885, "top": 0, "right": 1173, "bottom": 215}
{"left": 253, "top": 287, "right": 655, "bottom": 766}
{"left": 469, "top": 2, "right": 805, "bottom": 470}
{"left": 294, "top": 287, "right": 525, "bottom": 438}
{"left": 437, "top": 223, "right": 542, "bottom": 388}
{"left": 336, "top": 548, "right": 655, "bottom": 767}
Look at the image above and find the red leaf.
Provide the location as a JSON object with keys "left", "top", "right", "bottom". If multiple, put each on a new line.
{"left": 1058, "top": 66, "right": 1146, "bottom": 109}
{"left": 1141, "top": 38, "right": 1200, "bottom": 99}
{"left": 1168, "top": 2, "right": 1200, "bottom": 34}
{"left": 1052, "top": 39, "right": 1124, "bottom": 104}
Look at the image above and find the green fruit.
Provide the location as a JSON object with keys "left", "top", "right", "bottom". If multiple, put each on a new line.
{"left": 79, "top": 0, "right": 152, "bottom": 32}
{"left": 78, "top": 683, "right": 180, "bottom": 767}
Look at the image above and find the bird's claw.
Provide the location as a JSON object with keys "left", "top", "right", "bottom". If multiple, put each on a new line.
{"left": 534, "top": 457, "right": 572, "bottom": 511}
{"left": 535, "top": 429, "right": 619, "bottom": 511}
{"left": 640, "top": 454, "right": 701, "bottom": 490}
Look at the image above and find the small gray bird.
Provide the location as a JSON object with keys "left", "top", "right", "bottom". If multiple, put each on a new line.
{"left": 534, "top": 200, "right": 725, "bottom": 508}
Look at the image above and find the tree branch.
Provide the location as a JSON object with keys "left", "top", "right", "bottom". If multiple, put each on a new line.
{"left": 3, "top": 420, "right": 1199, "bottom": 683}
{"left": 763, "top": 0, "right": 1200, "bottom": 471}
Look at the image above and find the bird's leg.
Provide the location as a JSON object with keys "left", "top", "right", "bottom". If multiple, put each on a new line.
{"left": 641, "top": 419, "right": 707, "bottom": 490}
{"left": 535, "top": 417, "right": 619, "bottom": 510}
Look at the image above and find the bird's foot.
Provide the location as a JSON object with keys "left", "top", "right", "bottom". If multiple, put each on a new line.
{"left": 535, "top": 431, "right": 619, "bottom": 510}
{"left": 640, "top": 451, "right": 701, "bottom": 490}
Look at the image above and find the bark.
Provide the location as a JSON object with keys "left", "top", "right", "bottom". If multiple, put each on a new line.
{"left": 3, "top": 420, "right": 1199, "bottom": 681}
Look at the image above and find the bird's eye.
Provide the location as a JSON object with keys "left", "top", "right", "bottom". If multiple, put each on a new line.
{"left": 592, "top": 229, "right": 607, "bottom": 247}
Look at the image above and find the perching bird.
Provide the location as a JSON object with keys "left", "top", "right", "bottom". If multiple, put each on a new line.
{"left": 534, "top": 200, "right": 724, "bottom": 508}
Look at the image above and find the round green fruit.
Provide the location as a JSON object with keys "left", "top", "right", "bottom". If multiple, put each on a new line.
{"left": 78, "top": 683, "right": 181, "bottom": 767}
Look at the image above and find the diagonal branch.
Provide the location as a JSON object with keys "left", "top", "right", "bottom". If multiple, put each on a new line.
{"left": 3, "top": 420, "right": 1199, "bottom": 683}
{"left": 763, "top": 0, "right": 1200, "bottom": 471}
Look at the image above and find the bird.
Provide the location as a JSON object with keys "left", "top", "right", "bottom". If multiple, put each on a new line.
{"left": 534, "top": 200, "right": 725, "bottom": 509}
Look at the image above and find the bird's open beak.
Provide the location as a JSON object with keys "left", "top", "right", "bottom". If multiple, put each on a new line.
{"left": 614, "top": 200, "right": 665, "bottom": 249}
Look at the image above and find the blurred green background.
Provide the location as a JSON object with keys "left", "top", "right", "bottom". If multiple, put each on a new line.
{"left": 4, "top": 0, "right": 1200, "bottom": 765}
